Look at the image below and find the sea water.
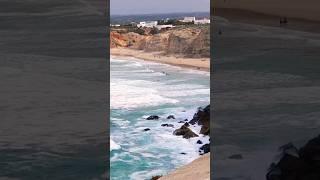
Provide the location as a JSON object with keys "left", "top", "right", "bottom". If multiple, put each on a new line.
{"left": 110, "top": 56, "right": 210, "bottom": 180}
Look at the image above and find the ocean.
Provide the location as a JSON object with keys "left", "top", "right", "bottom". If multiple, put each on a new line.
{"left": 0, "top": 0, "right": 107, "bottom": 179}
{"left": 110, "top": 56, "right": 210, "bottom": 180}
{"left": 212, "top": 16, "right": 320, "bottom": 179}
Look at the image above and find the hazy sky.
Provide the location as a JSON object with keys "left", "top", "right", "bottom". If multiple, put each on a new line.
{"left": 110, "top": 0, "right": 210, "bottom": 15}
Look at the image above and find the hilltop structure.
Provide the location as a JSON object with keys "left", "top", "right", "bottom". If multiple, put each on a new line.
{"left": 194, "top": 18, "right": 211, "bottom": 24}
{"left": 180, "top": 17, "right": 196, "bottom": 23}
{"left": 137, "top": 21, "right": 158, "bottom": 28}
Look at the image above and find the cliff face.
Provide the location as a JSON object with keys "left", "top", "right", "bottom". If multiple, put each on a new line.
{"left": 110, "top": 27, "right": 210, "bottom": 58}
{"left": 188, "top": 28, "right": 210, "bottom": 58}
{"left": 138, "top": 33, "right": 170, "bottom": 52}
{"left": 110, "top": 31, "right": 144, "bottom": 48}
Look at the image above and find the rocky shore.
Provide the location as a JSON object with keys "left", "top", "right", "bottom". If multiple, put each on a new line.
{"left": 267, "top": 134, "right": 320, "bottom": 180}
{"left": 144, "top": 105, "right": 210, "bottom": 180}
{"left": 145, "top": 105, "right": 210, "bottom": 156}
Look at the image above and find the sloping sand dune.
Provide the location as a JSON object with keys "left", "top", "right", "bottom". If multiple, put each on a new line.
{"left": 159, "top": 153, "right": 210, "bottom": 180}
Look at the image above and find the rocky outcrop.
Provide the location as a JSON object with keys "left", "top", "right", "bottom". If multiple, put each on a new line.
{"left": 110, "top": 31, "right": 144, "bottom": 48}
{"left": 161, "top": 124, "right": 174, "bottom": 128}
{"left": 173, "top": 124, "right": 199, "bottom": 139}
{"left": 189, "top": 105, "right": 210, "bottom": 135}
{"left": 267, "top": 135, "right": 320, "bottom": 180}
{"left": 110, "top": 31, "right": 128, "bottom": 48}
{"left": 146, "top": 115, "right": 160, "bottom": 120}
{"left": 187, "top": 28, "right": 210, "bottom": 58}
{"left": 151, "top": 175, "right": 162, "bottom": 180}
{"left": 199, "top": 144, "right": 210, "bottom": 155}
{"left": 166, "top": 28, "right": 201, "bottom": 55}
{"left": 167, "top": 115, "right": 175, "bottom": 119}
{"left": 140, "top": 33, "right": 170, "bottom": 52}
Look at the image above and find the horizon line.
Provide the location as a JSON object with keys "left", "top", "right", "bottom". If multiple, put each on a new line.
{"left": 110, "top": 11, "right": 210, "bottom": 16}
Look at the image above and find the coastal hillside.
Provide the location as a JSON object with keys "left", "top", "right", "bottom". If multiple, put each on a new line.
{"left": 110, "top": 26, "right": 210, "bottom": 58}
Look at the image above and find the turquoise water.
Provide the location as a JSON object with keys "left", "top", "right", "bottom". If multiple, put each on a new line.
{"left": 110, "top": 56, "right": 210, "bottom": 180}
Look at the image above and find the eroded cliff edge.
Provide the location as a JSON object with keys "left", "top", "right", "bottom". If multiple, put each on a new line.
{"left": 110, "top": 26, "right": 210, "bottom": 58}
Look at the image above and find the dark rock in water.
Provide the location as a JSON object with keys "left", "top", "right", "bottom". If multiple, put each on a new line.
{"left": 199, "top": 144, "right": 210, "bottom": 155}
{"left": 197, "top": 140, "right": 203, "bottom": 144}
{"left": 173, "top": 125, "right": 198, "bottom": 139}
{"left": 151, "top": 175, "right": 162, "bottom": 180}
{"left": 146, "top": 115, "right": 159, "bottom": 120}
{"left": 266, "top": 135, "right": 320, "bottom": 180}
{"left": 189, "top": 105, "right": 210, "bottom": 125}
{"left": 143, "top": 128, "right": 151, "bottom": 131}
{"left": 167, "top": 115, "right": 175, "bottom": 119}
{"left": 161, "top": 124, "right": 174, "bottom": 128}
{"left": 184, "top": 122, "right": 189, "bottom": 127}
{"left": 228, "top": 154, "right": 243, "bottom": 160}
{"left": 200, "top": 126, "right": 210, "bottom": 135}
{"left": 299, "top": 135, "right": 320, "bottom": 166}
{"left": 184, "top": 119, "right": 188, "bottom": 121}
{"left": 178, "top": 121, "right": 185, "bottom": 123}
{"left": 189, "top": 105, "right": 210, "bottom": 135}
{"left": 180, "top": 152, "right": 187, "bottom": 155}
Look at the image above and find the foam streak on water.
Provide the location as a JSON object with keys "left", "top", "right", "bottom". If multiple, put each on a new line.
{"left": 110, "top": 56, "right": 210, "bottom": 180}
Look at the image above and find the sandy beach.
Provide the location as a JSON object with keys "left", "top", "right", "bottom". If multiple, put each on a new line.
{"left": 110, "top": 48, "right": 210, "bottom": 71}
{"left": 159, "top": 153, "right": 210, "bottom": 180}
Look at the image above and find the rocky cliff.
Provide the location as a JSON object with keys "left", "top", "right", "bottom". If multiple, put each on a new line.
{"left": 267, "top": 135, "right": 320, "bottom": 180}
{"left": 110, "top": 26, "right": 210, "bottom": 58}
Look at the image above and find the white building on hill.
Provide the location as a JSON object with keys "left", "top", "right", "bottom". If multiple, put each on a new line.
{"left": 180, "top": 17, "right": 196, "bottom": 23}
{"left": 137, "top": 21, "right": 158, "bottom": 28}
{"left": 182, "top": 17, "right": 196, "bottom": 22}
{"left": 194, "top": 18, "right": 211, "bottom": 24}
{"left": 110, "top": 24, "right": 121, "bottom": 27}
{"left": 155, "top": 24, "right": 175, "bottom": 30}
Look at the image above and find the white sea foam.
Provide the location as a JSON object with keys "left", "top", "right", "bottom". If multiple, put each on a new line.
{"left": 110, "top": 81, "right": 179, "bottom": 109}
{"left": 110, "top": 138, "right": 121, "bottom": 151}
{"left": 129, "top": 169, "right": 166, "bottom": 180}
{"left": 111, "top": 117, "right": 130, "bottom": 128}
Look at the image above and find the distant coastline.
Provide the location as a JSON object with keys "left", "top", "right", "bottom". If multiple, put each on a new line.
{"left": 110, "top": 12, "right": 210, "bottom": 24}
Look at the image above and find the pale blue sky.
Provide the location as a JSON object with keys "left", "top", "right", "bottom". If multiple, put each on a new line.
{"left": 110, "top": 0, "right": 210, "bottom": 15}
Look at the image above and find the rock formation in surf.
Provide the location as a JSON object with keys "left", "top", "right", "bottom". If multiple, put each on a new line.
{"left": 267, "top": 134, "right": 320, "bottom": 180}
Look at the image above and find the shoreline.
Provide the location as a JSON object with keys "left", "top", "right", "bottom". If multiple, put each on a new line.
{"left": 213, "top": 8, "right": 320, "bottom": 34}
{"left": 159, "top": 153, "right": 210, "bottom": 180}
{"left": 110, "top": 48, "right": 210, "bottom": 72}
